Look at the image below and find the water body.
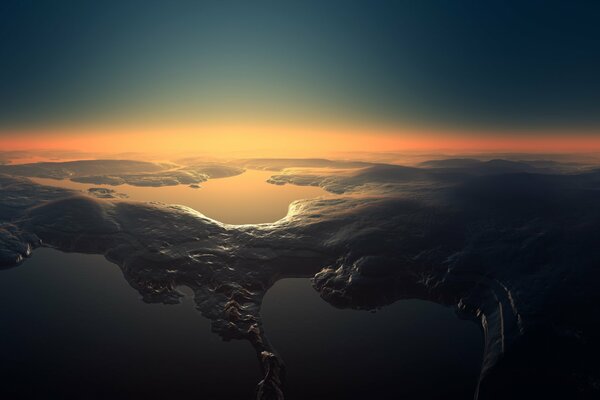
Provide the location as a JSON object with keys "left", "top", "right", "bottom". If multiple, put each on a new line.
{"left": 0, "top": 253, "right": 484, "bottom": 400}
{"left": 32, "top": 170, "right": 327, "bottom": 225}
{"left": 261, "top": 279, "right": 483, "bottom": 400}
{"left": 0, "top": 248, "right": 259, "bottom": 399}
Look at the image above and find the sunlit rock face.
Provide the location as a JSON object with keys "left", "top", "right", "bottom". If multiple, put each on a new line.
{"left": 2, "top": 158, "right": 600, "bottom": 399}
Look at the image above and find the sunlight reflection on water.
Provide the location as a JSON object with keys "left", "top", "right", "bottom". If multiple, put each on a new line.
{"left": 32, "top": 169, "right": 328, "bottom": 224}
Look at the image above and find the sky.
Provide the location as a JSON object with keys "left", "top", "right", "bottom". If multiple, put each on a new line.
{"left": 1, "top": 1, "right": 600, "bottom": 156}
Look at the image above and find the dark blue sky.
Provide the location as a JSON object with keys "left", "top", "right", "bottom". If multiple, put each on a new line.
{"left": 1, "top": 0, "right": 600, "bottom": 133}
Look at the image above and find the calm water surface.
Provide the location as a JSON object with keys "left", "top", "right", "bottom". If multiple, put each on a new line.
{"left": 0, "top": 248, "right": 259, "bottom": 399}
{"left": 32, "top": 170, "right": 326, "bottom": 224}
{"left": 261, "top": 279, "right": 483, "bottom": 400}
{"left": 0, "top": 252, "right": 484, "bottom": 400}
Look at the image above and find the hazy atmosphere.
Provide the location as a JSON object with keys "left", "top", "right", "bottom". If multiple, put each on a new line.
{"left": 2, "top": 1, "right": 600, "bottom": 156}
{"left": 1, "top": 2, "right": 600, "bottom": 400}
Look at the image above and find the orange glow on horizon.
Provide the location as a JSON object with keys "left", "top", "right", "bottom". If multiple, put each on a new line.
{"left": 2, "top": 121, "right": 600, "bottom": 158}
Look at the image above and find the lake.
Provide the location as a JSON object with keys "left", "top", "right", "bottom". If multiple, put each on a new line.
{"left": 0, "top": 248, "right": 259, "bottom": 399}
{"left": 261, "top": 279, "right": 483, "bottom": 400}
{"left": 32, "top": 170, "right": 327, "bottom": 225}
{"left": 0, "top": 252, "right": 484, "bottom": 400}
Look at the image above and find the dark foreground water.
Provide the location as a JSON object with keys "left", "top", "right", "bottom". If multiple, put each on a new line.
{"left": 261, "top": 279, "right": 483, "bottom": 400}
{"left": 0, "top": 250, "right": 483, "bottom": 400}
{"left": 0, "top": 248, "right": 259, "bottom": 400}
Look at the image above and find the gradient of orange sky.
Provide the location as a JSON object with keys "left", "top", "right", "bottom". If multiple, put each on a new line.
{"left": 2, "top": 121, "right": 600, "bottom": 158}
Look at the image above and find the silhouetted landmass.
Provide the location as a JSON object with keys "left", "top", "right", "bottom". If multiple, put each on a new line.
{"left": 0, "top": 160, "right": 244, "bottom": 187}
{"left": 419, "top": 158, "right": 589, "bottom": 174}
{"left": 237, "top": 158, "right": 371, "bottom": 171}
{"left": 0, "top": 160, "right": 172, "bottom": 179}
{"left": 1, "top": 158, "right": 600, "bottom": 399}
